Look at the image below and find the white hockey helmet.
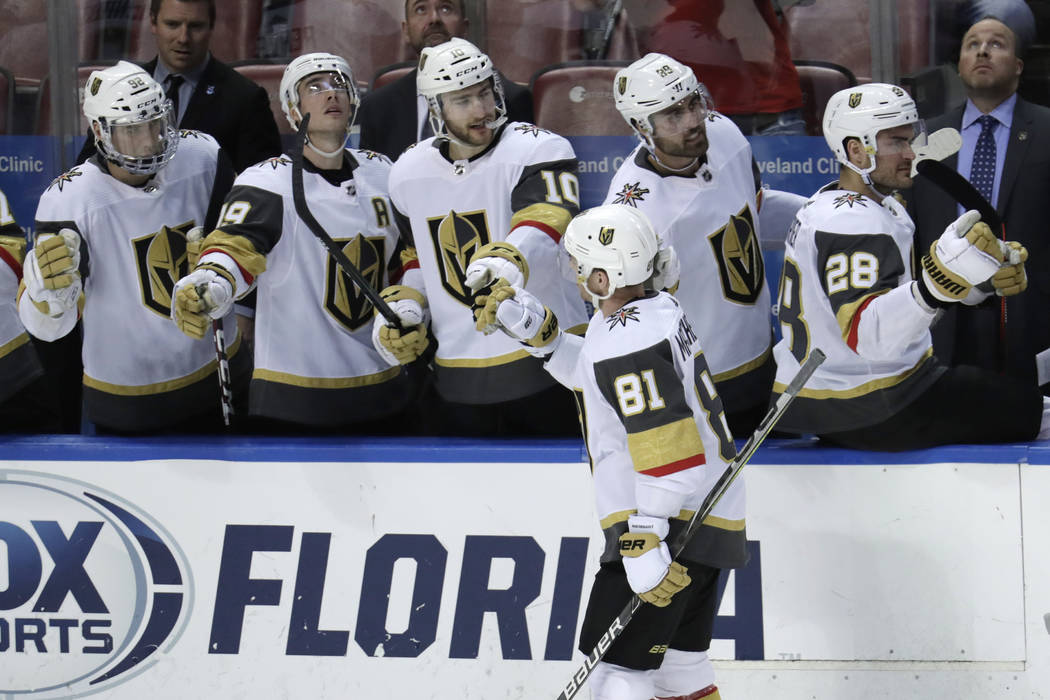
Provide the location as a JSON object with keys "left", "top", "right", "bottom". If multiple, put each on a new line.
{"left": 416, "top": 38, "right": 507, "bottom": 140}
{"left": 614, "top": 53, "right": 710, "bottom": 151}
{"left": 563, "top": 204, "right": 660, "bottom": 306}
{"left": 83, "top": 60, "right": 178, "bottom": 175}
{"left": 823, "top": 83, "right": 924, "bottom": 179}
{"left": 280, "top": 52, "right": 360, "bottom": 135}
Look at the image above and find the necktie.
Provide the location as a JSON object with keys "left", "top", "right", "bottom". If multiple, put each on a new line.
{"left": 970, "top": 114, "right": 997, "bottom": 204}
{"left": 165, "top": 75, "right": 185, "bottom": 125}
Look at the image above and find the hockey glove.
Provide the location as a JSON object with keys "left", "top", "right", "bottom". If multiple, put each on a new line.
{"left": 991, "top": 241, "right": 1027, "bottom": 297}
{"left": 476, "top": 282, "right": 562, "bottom": 356}
{"left": 171, "top": 267, "right": 235, "bottom": 339}
{"left": 651, "top": 245, "right": 680, "bottom": 294}
{"left": 919, "top": 210, "right": 1003, "bottom": 306}
{"left": 464, "top": 241, "right": 529, "bottom": 293}
{"left": 371, "top": 285, "right": 430, "bottom": 366}
{"left": 185, "top": 226, "right": 206, "bottom": 268}
{"left": 618, "top": 515, "right": 691, "bottom": 608}
{"left": 22, "top": 230, "right": 82, "bottom": 317}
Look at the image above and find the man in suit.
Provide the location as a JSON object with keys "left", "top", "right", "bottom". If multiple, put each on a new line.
{"left": 357, "top": 0, "right": 533, "bottom": 160}
{"left": 77, "top": 0, "right": 282, "bottom": 173}
{"left": 909, "top": 8, "right": 1050, "bottom": 391}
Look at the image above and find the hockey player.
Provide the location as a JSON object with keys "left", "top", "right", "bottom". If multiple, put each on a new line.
{"left": 374, "top": 37, "right": 588, "bottom": 436}
{"left": 606, "top": 53, "right": 774, "bottom": 437}
{"left": 771, "top": 82, "right": 1050, "bottom": 449}
{"left": 473, "top": 204, "right": 742, "bottom": 700}
{"left": 0, "top": 189, "right": 60, "bottom": 432}
{"left": 171, "top": 53, "right": 418, "bottom": 431}
{"left": 18, "top": 61, "right": 244, "bottom": 434}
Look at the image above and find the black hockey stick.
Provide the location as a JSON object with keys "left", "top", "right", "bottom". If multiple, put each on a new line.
{"left": 556, "top": 348, "right": 826, "bottom": 700}
{"left": 187, "top": 227, "right": 234, "bottom": 426}
{"left": 290, "top": 114, "right": 405, "bottom": 331}
{"left": 915, "top": 158, "right": 1001, "bottom": 231}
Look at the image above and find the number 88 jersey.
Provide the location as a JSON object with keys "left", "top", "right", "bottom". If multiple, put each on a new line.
{"left": 771, "top": 185, "right": 941, "bottom": 434}
{"left": 578, "top": 291, "right": 748, "bottom": 569}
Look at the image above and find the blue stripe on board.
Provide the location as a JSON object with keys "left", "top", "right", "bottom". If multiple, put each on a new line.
{"left": 1, "top": 435, "right": 1048, "bottom": 465}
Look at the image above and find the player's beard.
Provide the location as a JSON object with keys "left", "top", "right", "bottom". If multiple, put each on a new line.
{"left": 447, "top": 117, "right": 496, "bottom": 148}
{"left": 654, "top": 127, "right": 708, "bottom": 160}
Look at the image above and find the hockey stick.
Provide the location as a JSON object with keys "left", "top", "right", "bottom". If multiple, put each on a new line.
{"left": 556, "top": 348, "right": 826, "bottom": 700}
{"left": 909, "top": 127, "right": 962, "bottom": 178}
{"left": 290, "top": 113, "right": 406, "bottom": 332}
{"left": 915, "top": 157, "right": 1001, "bottom": 230}
{"left": 187, "top": 227, "right": 234, "bottom": 427}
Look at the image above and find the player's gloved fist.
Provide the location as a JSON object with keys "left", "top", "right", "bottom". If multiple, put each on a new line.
{"left": 28, "top": 230, "right": 80, "bottom": 290}
{"left": 22, "top": 230, "right": 82, "bottom": 317}
{"left": 919, "top": 210, "right": 1003, "bottom": 305}
{"left": 371, "top": 285, "right": 430, "bottom": 366}
{"left": 991, "top": 241, "right": 1027, "bottom": 297}
{"left": 487, "top": 284, "right": 562, "bottom": 357}
{"left": 472, "top": 278, "right": 517, "bottom": 335}
{"left": 171, "top": 267, "right": 234, "bottom": 339}
{"left": 618, "top": 515, "right": 691, "bottom": 608}
{"left": 651, "top": 244, "right": 680, "bottom": 294}
{"left": 464, "top": 241, "right": 529, "bottom": 293}
{"left": 185, "top": 226, "right": 206, "bottom": 268}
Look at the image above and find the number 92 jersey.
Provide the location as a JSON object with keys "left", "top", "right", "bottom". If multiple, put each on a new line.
{"left": 771, "top": 186, "right": 941, "bottom": 434}
{"left": 577, "top": 291, "right": 747, "bottom": 569}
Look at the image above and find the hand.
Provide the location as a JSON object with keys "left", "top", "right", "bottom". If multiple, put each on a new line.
{"left": 185, "top": 226, "right": 205, "bottom": 268}
{"left": 372, "top": 285, "right": 430, "bottom": 366}
{"left": 651, "top": 245, "right": 680, "bottom": 293}
{"left": 23, "top": 230, "right": 82, "bottom": 317}
{"left": 475, "top": 282, "right": 562, "bottom": 354}
{"left": 464, "top": 241, "right": 529, "bottom": 293}
{"left": 919, "top": 210, "right": 1003, "bottom": 305}
{"left": 618, "top": 515, "right": 691, "bottom": 607}
{"left": 171, "top": 267, "right": 234, "bottom": 339}
{"left": 991, "top": 241, "right": 1027, "bottom": 297}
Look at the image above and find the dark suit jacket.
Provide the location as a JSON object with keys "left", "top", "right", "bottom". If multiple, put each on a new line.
{"left": 77, "top": 56, "right": 282, "bottom": 173}
{"left": 908, "top": 97, "right": 1050, "bottom": 387}
{"left": 357, "top": 68, "right": 534, "bottom": 160}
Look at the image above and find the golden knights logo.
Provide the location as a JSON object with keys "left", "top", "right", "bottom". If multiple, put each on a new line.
{"left": 617, "top": 76, "right": 628, "bottom": 95}
{"left": 598, "top": 226, "right": 615, "bottom": 245}
{"left": 324, "top": 235, "right": 386, "bottom": 332}
{"left": 848, "top": 92, "right": 863, "bottom": 108}
{"left": 606, "top": 304, "right": 640, "bottom": 329}
{"left": 47, "top": 168, "right": 83, "bottom": 192}
{"left": 707, "top": 204, "right": 764, "bottom": 304}
{"left": 832, "top": 192, "right": 868, "bottom": 209}
{"left": 264, "top": 155, "right": 292, "bottom": 169}
{"left": 612, "top": 181, "right": 649, "bottom": 207}
{"left": 427, "top": 209, "right": 491, "bottom": 306}
{"left": 132, "top": 222, "right": 196, "bottom": 317}
{"left": 512, "top": 124, "right": 549, "bottom": 138}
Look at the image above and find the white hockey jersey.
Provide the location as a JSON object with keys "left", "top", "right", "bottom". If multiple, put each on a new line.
{"left": 198, "top": 149, "right": 417, "bottom": 426}
{"left": 388, "top": 123, "right": 589, "bottom": 404}
{"left": 0, "top": 191, "right": 42, "bottom": 403}
{"left": 566, "top": 292, "right": 747, "bottom": 567}
{"left": 771, "top": 184, "right": 942, "bottom": 433}
{"left": 26, "top": 131, "right": 243, "bottom": 431}
{"left": 604, "top": 114, "right": 773, "bottom": 417}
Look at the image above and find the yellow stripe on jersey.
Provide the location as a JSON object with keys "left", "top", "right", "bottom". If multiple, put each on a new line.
{"left": 712, "top": 344, "right": 771, "bottom": 383}
{"left": 626, "top": 416, "right": 706, "bottom": 476}
{"left": 833, "top": 288, "right": 891, "bottom": 342}
{"left": 253, "top": 365, "right": 401, "bottom": 388}
{"left": 773, "top": 347, "right": 934, "bottom": 399}
{"left": 435, "top": 347, "right": 531, "bottom": 367}
{"left": 0, "top": 332, "right": 29, "bottom": 359}
{"left": 201, "top": 230, "right": 267, "bottom": 279}
{"left": 510, "top": 202, "right": 573, "bottom": 237}
{"left": 0, "top": 234, "right": 26, "bottom": 265}
{"left": 84, "top": 334, "right": 241, "bottom": 396}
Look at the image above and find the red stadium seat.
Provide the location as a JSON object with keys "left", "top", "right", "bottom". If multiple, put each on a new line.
{"left": 128, "top": 0, "right": 263, "bottom": 63}
{"left": 530, "top": 61, "right": 633, "bottom": 137}
{"left": 230, "top": 61, "right": 292, "bottom": 135}
{"left": 35, "top": 64, "right": 114, "bottom": 135}
{"left": 786, "top": 0, "right": 872, "bottom": 84}
{"left": 794, "top": 60, "right": 858, "bottom": 136}
{"left": 371, "top": 61, "right": 415, "bottom": 92}
{"left": 0, "top": 6, "right": 47, "bottom": 86}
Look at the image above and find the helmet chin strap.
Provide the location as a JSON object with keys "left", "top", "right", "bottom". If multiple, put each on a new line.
{"left": 294, "top": 107, "right": 348, "bottom": 159}
{"left": 842, "top": 153, "right": 888, "bottom": 203}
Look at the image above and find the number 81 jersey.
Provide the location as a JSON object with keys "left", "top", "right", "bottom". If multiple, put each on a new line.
{"left": 578, "top": 291, "right": 747, "bottom": 569}
{"left": 771, "top": 185, "right": 940, "bottom": 434}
